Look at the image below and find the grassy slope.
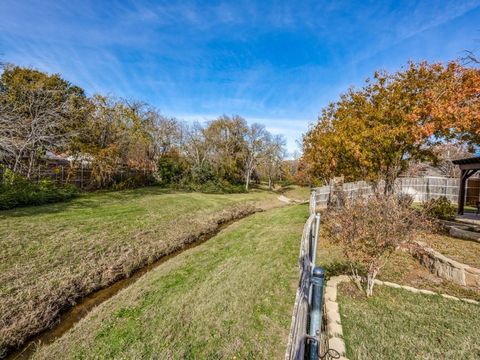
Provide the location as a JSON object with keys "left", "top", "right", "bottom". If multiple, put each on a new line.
{"left": 32, "top": 205, "right": 307, "bottom": 360}
{"left": 0, "top": 187, "right": 280, "bottom": 352}
{"left": 280, "top": 185, "right": 311, "bottom": 202}
{"left": 338, "top": 283, "right": 480, "bottom": 360}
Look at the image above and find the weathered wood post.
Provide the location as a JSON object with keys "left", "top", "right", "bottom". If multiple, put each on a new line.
{"left": 329, "top": 176, "right": 344, "bottom": 208}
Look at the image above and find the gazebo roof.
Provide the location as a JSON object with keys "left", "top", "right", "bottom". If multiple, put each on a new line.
{"left": 452, "top": 156, "right": 480, "bottom": 166}
{"left": 453, "top": 156, "right": 480, "bottom": 215}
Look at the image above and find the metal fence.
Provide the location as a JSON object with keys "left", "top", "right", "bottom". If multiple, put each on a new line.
{"left": 313, "top": 176, "right": 480, "bottom": 208}
{"left": 285, "top": 193, "right": 326, "bottom": 360}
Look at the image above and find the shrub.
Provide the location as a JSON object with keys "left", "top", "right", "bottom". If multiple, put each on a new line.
{"left": 0, "top": 167, "right": 77, "bottom": 210}
{"left": 322, "top": 261, "right": 350, "bottom": 280}
{"left": 324, "top": 194, "right": 431, "bottom": 296}
{"left": 175, "top": 179, "right": 246, "bottom": 194}
{"left": 156, "top": 156, "right": 185, "bottom": 186}
{"left": 112, "top": 173, "right": 156, "bottom": 190}
{"left": 423, "top": 196, "right": 456, "bottom": 220}
{"left": 161, "top": 163, "right": 247, "bottom": 194}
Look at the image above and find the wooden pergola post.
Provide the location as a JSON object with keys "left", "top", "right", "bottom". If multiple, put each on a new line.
{"left": 453, "top": 156, "right": 480, "bottom": 215}
{"left": 459, "top": 170, "right": 469, "bottom": 215}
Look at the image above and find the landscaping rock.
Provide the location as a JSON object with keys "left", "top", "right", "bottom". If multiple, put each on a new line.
{"left": 461, "top": 298, "right": 479, "bottom": 305}
{"left": 401, "top": 285, "right": 419, "bottom": 293}
{"left": 441, "top": 294, "right": 459, "bottom": 301}
{"left": 325, "top": 286, "right": 337, "bottom": 301}
{"left": 383, "top": 281, "right": 401, "bottom": 288}
{"left": 327, "top": 308, "right": 341, "bottom": 324}
{"left": 409, "top": 241, "right": 480, "bottom": 290}
{"left": 465, "top": 267, "right": 480, "bottom": 288}
{"left": 418, "top": 289, "right": 436, "bottom": 295}
{"left": 327, "top": 322, "right": 343, "bottom": 336}
{"left": 449, "top": 226, "right": 480, "bottom": 242}
{"left": 326, "top": 301, "right": 339, "bottom": 314}
{"left": 328, "top": 337, "right": 346, "bottom": 356}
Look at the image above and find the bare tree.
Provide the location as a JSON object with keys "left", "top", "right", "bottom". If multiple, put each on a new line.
{"left": 202, "top": 115, "right": 247, "bottom": 183}
{"left": 261, "top": 134, "right": 286, "bottom": 189}
{"left": 243, "top": 123, "right": 269, "bottom": 191}
{"left": 433, "top": 143, "right": 473, "bottom": 178}
{"left": 462, "top": 50, "right": 480, "bottom": 65}
{"left": 0, "top": 89, "right": 75, "bottom": 177}
{"left": 182, "top": 121, "right": 209, "bottom": 170}
{"left": 150, "top": 114, "right": 183, "bottom": 161}
{"left": 1, "top": 65, "right": 88, "bottom": 178}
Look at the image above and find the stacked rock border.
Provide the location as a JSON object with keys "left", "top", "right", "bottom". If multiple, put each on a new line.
{"left": 409, "top": 241, "right": 480, "bottom": 289}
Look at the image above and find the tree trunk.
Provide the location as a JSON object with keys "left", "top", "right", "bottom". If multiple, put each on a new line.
{"left": 366, "top": 269, "right": 378, "bottom": 297}
{"left": 245, "top": 157, "right": 255, "bottom": 192}
{"left": 384, "top": 174, "right": 395, "bottom": 196}
{"left": 26, "top": 151, "right": 35, "bottom": 180}
{"left": 13, "top": 150, "right": 23, "bottom": 173}
{"left": 245, "top": 169, "right": 251, "bottom": 191}
{"left": 350, "top": 266, "right": 362, "bottom": 292}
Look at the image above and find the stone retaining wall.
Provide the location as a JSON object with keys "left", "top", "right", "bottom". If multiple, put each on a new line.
{"left": 449, "top": 226, "right": 480, "bottom": 242}
{"left": 410, "top": 241, "right": 480, "bottom": 289}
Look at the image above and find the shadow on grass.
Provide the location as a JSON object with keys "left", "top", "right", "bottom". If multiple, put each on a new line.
{"left": 0, "top": 186, "right": 174, "bottom": 218}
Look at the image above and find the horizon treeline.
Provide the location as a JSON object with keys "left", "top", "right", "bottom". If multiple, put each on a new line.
{"left": 0, "top": 64, "right": 294, "bottom": 192}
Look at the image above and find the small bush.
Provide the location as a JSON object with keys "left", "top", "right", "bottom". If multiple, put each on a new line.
{"left": 324, "top": 194, "right": 431, "bottom": 296}
{"left": 423, "top": 196, "right": 456, "bottom": 220}
{"left": 0, "top": 167, "right": 77, "bottom": 210}
{"left": 156, "top": 156, "right": 186, "bottom": 186}
{"left": 174, "top": 179, "right": 246, "bottom": 194}
{"left": 322, "top": 261, "right": 350, "bottom": 280}
{"left": 157, "top": 163, "right": 247, "bottom": 194}
{"left": 112, "top": 173, "right": 156, "bottom": 190}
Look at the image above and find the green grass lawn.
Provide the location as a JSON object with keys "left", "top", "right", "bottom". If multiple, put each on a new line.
{"left": 31, "top": 204, "right": 307, "bottom": 359}
{"left": 0, "top": 187, "right": 281, "bottom": 354}
{"left": 279, "top": 185, "right": 311, "bottom": 202}
{"left": 338, "top": 282, "right": 480, "bottom": 360}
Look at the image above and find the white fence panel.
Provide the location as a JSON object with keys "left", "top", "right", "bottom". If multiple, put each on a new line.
{"left": 313, "top": 177, "right": 466, "bottom": 206}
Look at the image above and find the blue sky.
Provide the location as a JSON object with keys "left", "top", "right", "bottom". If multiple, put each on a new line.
{"left": 1, "top": 1, "right": 480, "bottom": 153}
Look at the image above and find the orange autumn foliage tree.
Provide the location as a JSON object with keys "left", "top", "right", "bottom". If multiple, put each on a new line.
{"left": 302, "top": 61, "right": 480, "bottom": 192}
{"left": 422, "top": 63, "right": 480, "bottom": 144}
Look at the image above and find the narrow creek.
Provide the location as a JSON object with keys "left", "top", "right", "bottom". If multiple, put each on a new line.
{"left": 7, "top": 210, "right": 259, "bottom": 360}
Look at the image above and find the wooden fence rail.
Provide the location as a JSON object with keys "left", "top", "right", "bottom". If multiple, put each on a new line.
{"left": 313, "top": 177, "right": 480, "bottom": 208}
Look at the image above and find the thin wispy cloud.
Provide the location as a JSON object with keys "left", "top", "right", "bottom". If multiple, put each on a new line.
{"left": 1, "top": 0, "right": 479, "bottom": 153}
